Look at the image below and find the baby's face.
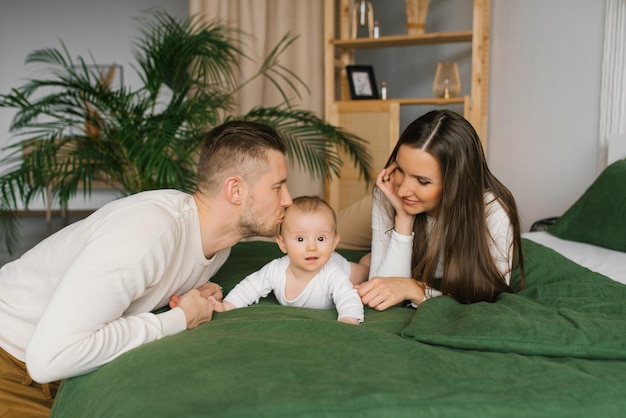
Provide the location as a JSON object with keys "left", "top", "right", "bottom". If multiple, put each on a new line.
{"left": 277, "top": 209, "right": 339, "bottom": 275}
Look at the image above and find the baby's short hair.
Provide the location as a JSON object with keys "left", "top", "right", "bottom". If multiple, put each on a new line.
{"left": 284, "top": 195, "right": 337, "bottom": 231}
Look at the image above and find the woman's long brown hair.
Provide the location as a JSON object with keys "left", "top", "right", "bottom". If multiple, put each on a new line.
{"left": 385, "top": 110, "right": 525, "bottom": 303}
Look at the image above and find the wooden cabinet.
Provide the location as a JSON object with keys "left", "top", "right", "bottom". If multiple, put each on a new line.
{"left": 324, "top": 0, "right": 490, "bottom": 212}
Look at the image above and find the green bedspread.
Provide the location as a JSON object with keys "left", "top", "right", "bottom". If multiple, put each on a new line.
{"left": 51, "top": 240, "right": 626, "bottom": 417}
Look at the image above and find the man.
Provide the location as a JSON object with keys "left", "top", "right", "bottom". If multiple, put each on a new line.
{"left": 0, "top": 121, "right": 293, "bottom": 417}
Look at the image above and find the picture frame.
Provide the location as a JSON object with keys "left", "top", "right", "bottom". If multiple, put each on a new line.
{"left": 346, "top": 65, "right": 379, "bottom": 100}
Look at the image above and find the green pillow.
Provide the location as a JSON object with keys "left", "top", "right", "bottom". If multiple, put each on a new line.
{"left": 548, "top": 159, "right": 626, "bottom": 251}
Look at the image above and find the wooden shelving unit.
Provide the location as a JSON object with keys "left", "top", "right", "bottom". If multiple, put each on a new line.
{"left": 324, "top": 0, "right": 490, "bottom": 212}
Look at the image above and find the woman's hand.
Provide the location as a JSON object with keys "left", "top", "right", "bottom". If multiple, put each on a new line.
{"left": 376, "top": 165, "right": 403, "bottom": 212}
{"left": 355, "top": 277, "right": 425, "bottom": 311}
{"left": 376, "top": 165, "right": 415, "bottom": 235}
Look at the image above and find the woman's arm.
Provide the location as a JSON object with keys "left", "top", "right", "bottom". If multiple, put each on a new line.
{"left": 356, "top": 171, "right": 427, "bottom": 310}
{"left": 369, "top": 187, "right": 413, "bottom": 279}
{"left": 485, "top": 196, "right": 515, "bottom": 284}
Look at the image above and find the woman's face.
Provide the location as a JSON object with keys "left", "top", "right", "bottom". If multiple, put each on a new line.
{"left": 392, "top": 144, "right": 443, "bottom": 217}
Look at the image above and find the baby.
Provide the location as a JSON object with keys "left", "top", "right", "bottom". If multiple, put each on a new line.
{"left": 212, "top": 195, "right": 364, "bottom": 324}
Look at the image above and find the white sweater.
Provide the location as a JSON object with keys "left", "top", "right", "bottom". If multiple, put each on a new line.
{"left": 0, "top": 190, "right": 229, "bottom": 383}
{"left": 225, "top": 254, "right": 364, "bottom": 322}
{"left": 369, "top": 189, "right": 513, "bottom": 301}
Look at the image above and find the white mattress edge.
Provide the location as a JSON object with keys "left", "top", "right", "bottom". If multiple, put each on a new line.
{"left": 522, "top": 231, "right": 626, "bottom": 285}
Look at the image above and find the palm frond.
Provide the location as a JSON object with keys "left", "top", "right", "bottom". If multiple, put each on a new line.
{"left": 134, "top": 9, "right": 243, "bottom": 98}
{"left": 241, "top": 106, "right": 373, "bottom": 183}
{"left": 231, "top": 33, "right": 309, "bottom": 104}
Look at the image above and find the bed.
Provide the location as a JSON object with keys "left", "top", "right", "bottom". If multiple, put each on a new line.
{"left": 50, "top": 160, "right": 626, "bottom": 418}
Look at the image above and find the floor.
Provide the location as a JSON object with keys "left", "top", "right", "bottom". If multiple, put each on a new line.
{"left": 0, "top": 212, "right": 89, "bottom": 266}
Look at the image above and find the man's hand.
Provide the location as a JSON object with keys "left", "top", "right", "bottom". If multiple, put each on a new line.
{"left": 196, "top": 282, "right": 224, "bottom": 300}
{"left": 169, "top": 282, "right": 223, "bottom": 309}
{"left": 176, "top": 288, "right": 215, "bottom": 329}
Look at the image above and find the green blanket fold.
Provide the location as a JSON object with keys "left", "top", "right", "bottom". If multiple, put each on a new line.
{"left": 401, "top": 240, "right": 626, "bottom": 359}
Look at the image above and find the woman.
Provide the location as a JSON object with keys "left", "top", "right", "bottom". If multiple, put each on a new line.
{"left": 355, "top": 109, "right": 524, "bottom": 310}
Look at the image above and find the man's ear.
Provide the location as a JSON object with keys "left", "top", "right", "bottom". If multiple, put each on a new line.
{"left": 224, "top": 176, "right": 243, "bottom": 204}
{"left": 276, "top": 234, "right": 287, "bottom": 254}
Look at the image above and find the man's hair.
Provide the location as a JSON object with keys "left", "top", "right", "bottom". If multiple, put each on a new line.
{"left": 283, "top": 195, "right": 337, "bottom": 233}
{"left": 196, "top": 121, "right": 286, "bottom": 195}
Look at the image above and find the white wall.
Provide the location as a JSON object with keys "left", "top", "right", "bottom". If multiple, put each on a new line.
{"left": 0, "top": 0, "right": 189, "bottom": 210}
{"left": 489, "top": 1, "right": 605, "bottom": 230}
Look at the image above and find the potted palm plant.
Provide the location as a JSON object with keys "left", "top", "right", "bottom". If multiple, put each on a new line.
{"left": 0, "top": 10, "right": 372, "bottom": 252}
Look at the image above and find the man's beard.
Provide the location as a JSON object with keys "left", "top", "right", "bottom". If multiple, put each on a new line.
{"left": 237, "top": 208, "right": 279, "bottom": 238}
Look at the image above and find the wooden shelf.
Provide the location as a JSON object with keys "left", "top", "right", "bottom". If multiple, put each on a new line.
{"left": 332, "top": 31, "right": 473, "bottom": 49}
{"left": 334, "top": 97, "right": 466, "bottom": 105}
{"left": 323, "top": 0, "right": 490, "bottom": 211}
{"left": 394, "top": 97, "right": 466, "bottom": 105}
{"left": 331, "top": 97, "right": 469, "bottom": 114}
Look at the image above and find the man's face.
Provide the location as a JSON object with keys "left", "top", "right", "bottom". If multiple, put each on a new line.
{"left": 237, "top": 150, "right": 292, "bottom": 237}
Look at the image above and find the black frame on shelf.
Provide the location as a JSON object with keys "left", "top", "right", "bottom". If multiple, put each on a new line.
{"left": 346, "top": 65, "right": 379, "bottom": 100}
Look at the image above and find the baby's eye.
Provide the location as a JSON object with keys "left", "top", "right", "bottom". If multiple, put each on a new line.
{"left": 296, "top": 237, "right": 304, "bottom": 242}
{"left": 317, "top": 236, "right": 325, "bottom": 242}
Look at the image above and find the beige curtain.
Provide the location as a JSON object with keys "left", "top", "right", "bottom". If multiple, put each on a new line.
{"left": 189, "top": 0, "right": 325, "bottom": 196}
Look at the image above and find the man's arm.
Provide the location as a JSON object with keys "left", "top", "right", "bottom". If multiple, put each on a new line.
{"left": 25, "top": 208, "right": 212, "bottom": 383}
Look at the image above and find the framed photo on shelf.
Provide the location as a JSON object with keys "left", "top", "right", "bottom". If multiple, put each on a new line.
{"left": 346, "top": 65, "right": 379, "bottom": 100}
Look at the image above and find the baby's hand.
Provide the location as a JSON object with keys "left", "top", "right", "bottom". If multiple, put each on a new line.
{"left": 338, "top": 316, "right": 361, "bottom": 325}
{"left": 208, "top": 296, "right": 236, "bottom": 313}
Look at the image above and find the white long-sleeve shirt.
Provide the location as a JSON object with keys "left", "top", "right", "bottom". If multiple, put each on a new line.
{"left": 369, "top": 188, "right": 513, "bottom": 302}
{"left": 0, "top": 190, "right": 229, "bottom": 383}
{"left": 225, "top": 254, "right": 364, "bottom": 322}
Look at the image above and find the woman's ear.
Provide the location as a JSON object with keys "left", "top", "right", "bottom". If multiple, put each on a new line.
{"left": 224, "top": 176, "right": 243, "bottom": 204}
